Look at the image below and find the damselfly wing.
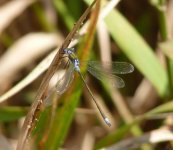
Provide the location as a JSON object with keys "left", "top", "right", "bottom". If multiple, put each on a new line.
{"left": 56, "top": 62, "right": 74, "bottom": 95}
{"left": 85, "top": 61, "right": 134, "bottom": 88}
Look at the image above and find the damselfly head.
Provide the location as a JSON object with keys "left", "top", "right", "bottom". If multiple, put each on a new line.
{"left": 64, "top": 48, "right": 72, "bottom": 54}
{"left": 64, "top": 48, "right": 75, "bottom": 54}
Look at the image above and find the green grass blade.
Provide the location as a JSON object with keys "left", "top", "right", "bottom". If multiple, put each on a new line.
{"left": 43, "top": 85, "right": 82, "bottom": 150}
{"left": 147, "top": 101, "right": 173, "bottom": 115}
{"left": 66, "top": 0, "right": 82, "bottom": 20}
{"left": 53, "top": 0, "right": 75, "bottom": 30}
{"left": 32, "top": 3, "right": 56, "bottom": 32}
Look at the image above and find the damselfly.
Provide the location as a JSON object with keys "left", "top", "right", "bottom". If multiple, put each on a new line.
{"left": 56, "top": 48, "right": 134, "bottom": 126}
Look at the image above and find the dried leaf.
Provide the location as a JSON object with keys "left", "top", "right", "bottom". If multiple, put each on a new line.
{"left": 0, "top": 33, "right": 59, "bottom": 92}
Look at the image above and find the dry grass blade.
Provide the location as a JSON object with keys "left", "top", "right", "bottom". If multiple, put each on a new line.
{"left": 0, "top": 33, "right": 58, "bottom": 93}
{"left": 16, "top": 1, "right": 98, "bottom": 149}
{"left": 97, "top": 20, "right": 111, "bottom": 62}
{"left": 95, "top": 0, "right": 135, "bottom": 127}
{"left": 98, "top": 0, "right": 121, "bottom": 21}
{"left": 81, "top": 130, "right": 95, "bottom": 150}
{"left": 82, "top": 0, "right": 120, "bottom": 36}
{"left": 131, "top": 79, "right": 158, "bottom": 114}
{"left": 167, "top": 0, "right": 173, "bottom": 38}
{"left": 96, "top": 16, "right": 116, "bottom": 130}
{"left": 0, "top": 50, "right": 56, "bottom": 103}
{"left": 0, "top": 0, "right": 35, "bottom": 35}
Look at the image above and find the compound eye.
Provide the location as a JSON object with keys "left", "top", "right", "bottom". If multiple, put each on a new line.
{"left": 63, "top": 49, "right": 68, "bottom": 53}
{"left": 68, "top": 50, "right": 72, "bottom": 54}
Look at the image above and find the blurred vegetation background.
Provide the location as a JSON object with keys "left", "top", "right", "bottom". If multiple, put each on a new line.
{"left": 0, "top": 0, "right": 173, "bottom": 150}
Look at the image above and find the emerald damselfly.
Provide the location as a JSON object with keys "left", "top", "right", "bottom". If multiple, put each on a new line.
{"left": 56, "top": 48, "right": 134, "bottom": 126}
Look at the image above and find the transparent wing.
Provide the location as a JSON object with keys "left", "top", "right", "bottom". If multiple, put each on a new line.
{"left": 44, "top": 61, "right": 74, "bottom": 107}
{"left": 87, "top": 64, "right": 125, "bottom": 88}
{"left": 56, "top": 62, "right": 74, "bottom": 95}
{"left": 86, "top": 61, "right": 134, "bottom": 74}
